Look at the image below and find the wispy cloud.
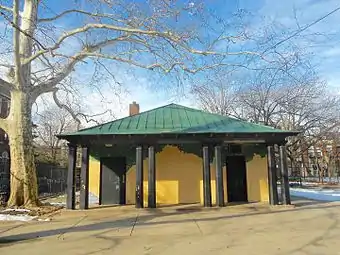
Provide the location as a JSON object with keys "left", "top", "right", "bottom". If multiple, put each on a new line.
{"left": 256, "top": 0, "right": 340, "bottom": 88}
{"left": 33, "top": 69, "right": 194, "bottom": 127}
{"left": 4, "top": 0, "right": 340, "bottom": 129}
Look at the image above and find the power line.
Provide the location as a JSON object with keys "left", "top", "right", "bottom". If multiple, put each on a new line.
{"left": 0, "top": 11, "right": 47, "bottom": 50}
{"left": 262, "top": 6, "right": 340, "bottom": 54}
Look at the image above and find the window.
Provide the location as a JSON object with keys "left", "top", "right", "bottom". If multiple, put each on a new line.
{"left": 0, "top": 96, "right": 9, "bottom": 118}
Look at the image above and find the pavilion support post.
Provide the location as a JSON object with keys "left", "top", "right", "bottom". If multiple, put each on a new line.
{"left": 148, "top": 146, "right": 156, "bottom": 208}
{"left": 136, "top": 146, "right": 144, "bottom": 208}
{"left": 279, "top": 145, "right": 291, "bottom": 205}
{"left": 215, "top": 145, "right": 224, "bottom": 207}
{"left": 80, "top": 146, "right": 90, "bottom": 210}
{"left": 267, "top": 145, "right": 279, "bottom": 205}
{"left": 66, "top": 143, "right": 77, "bottom": 210}
{"left": 202, "top": 145, "right": 212, "bottom": 207}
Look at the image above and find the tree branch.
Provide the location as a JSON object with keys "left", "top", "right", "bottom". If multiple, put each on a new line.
{"left": 0, "top": 6, "right": 46, "bottom": 54}
{"left": 29, "top": 37, "right": 128, "bottom": 100}
{"left": 0, "top": 4, "right": 12, "bottom": 13}
{"left": 74, "top": 111, "right": 111, "bottom": 126}
{"left": 51, "top": 88, "right": 108, "bottom": 129}
{"left": 52, "top": 89, "right": 81, "bottom": 130}
{"left": 24, "top": 22, "right": 259, "bottom": 65}
{"left": 65, "top": 52, "right": 256, "bottom": 74}
{"left": 38, "top": 9, "right": 121, "bottom": 23}
{"left": 23, "top": 32, "right": 130, "bottom": 64}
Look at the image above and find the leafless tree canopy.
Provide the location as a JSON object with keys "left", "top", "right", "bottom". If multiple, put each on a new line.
{"left": 192, "top": 46, "right": 340, "bottom": 171}
{"left": 0, "top": 1, "right": 256, "bottom": 102}
{"left": 33, "top": 104, "right": 78, "bottom": 163}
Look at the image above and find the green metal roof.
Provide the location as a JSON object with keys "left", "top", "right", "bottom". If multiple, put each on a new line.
{"left": 59, "top": 104, "right": 298, "bottom": 137}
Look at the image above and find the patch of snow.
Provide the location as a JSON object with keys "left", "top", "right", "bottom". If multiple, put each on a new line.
{"left": 290, "top": 181, "right": 320, "bottom": 186}
{"left": 0, "top": 208, "right": 37, "bottom": 221}
{"left": 49, "top": 202, "right": 66, "bottom": 206}
{"left": 38, "top": 218, "right": 51, "bottom": 222}
{"left": 290, "top": 188, "right": 340, "bottom": 202}
{"left": 89, "top": 192, "right": 99, "bottom": 205}
{"left": 3, "top": 208, "right": 31, "bottom": 213}
{"left": 0, "top": 214, "right": 37, "bottom": 221}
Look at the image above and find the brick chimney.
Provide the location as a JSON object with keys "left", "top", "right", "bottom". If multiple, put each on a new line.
{"left": 129, "top": 101, "right": 140, "bottom": 116}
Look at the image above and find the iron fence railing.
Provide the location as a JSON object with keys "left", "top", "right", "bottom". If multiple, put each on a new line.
{"left": 37, "top": 167, "right": 80, "bottom": 197}
{"left": 288, "top": 166, "right": 340, "bottom": 186}
{"left": 0, "top": 156, "right": 10, "bottom": 204}
{"left": 0, "top": 158, "right": 81, "bottom": 202}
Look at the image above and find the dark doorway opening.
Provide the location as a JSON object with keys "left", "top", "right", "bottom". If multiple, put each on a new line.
{"left": 100, "top": 157, "right": 126, "bottom": 205}
{"left": 226, "top": 155, "right": 248, "bottom": 203}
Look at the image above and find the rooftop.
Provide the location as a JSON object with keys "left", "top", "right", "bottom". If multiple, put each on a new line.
{"left": 58, "top": 103, "right": 299, "bottom": 138}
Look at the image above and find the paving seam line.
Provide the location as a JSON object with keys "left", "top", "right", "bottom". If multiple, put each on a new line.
{"left": 129, "top": 213, "right": 139, "bottom": 236}
{"left": 57, "top": 214, "right": 88, "bottom": 240}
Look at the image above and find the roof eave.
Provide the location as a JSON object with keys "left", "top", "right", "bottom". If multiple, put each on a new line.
{"left": 55, "top": 130, "right": 301, "bottom": 142}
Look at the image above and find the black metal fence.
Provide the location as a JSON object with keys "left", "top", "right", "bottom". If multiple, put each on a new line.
{"left": 37, "top": 165, "right": 67, "bottom": 196}
{"left": 0, "top": 159, "right": 81, "bottom": 202}
{"left": 288, "top": 166, "right": 340, "bottom": 185}
{"left": 0, "top": 155, "right": 10, "bottom": 204}
{"left": 37, "top": 163, "right": 82, "bottom": 197}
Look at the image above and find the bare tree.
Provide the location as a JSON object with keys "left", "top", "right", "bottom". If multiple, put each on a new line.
{"left": 33, "top": 104, "right": 78, "bottom": 165}
{"left": 191, "top": 72, "right": 241, "bottom": 117}
{"left": 308, "top": 130, "right": 340, "bottom": 183}
{"left": 192, "top": 51, "right": 340, "bottom": 176}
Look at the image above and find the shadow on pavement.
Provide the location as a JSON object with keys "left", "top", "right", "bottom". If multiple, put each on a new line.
{"left": 291, "top": 196, "right": 331, "bottom": 207}
{"left": 0, "top": 197, "right": 339, "bottom": 245}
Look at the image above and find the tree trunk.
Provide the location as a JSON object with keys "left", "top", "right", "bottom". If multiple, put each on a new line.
{"left": 7, "top": 90, "right": 39, "bottom": 207}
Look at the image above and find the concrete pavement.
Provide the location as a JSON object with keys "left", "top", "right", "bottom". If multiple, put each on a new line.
{"left": 1, "top": 198, "right": 340, "bottom": 255}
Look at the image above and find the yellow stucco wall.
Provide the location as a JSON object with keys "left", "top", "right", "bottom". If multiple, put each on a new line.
{"left": 88, "top": 145, "right": 269, "bottom": 206}
{"left": 89, "top": 155, "right": 100, "bottom": 197}
{"left": 126, "top": 146, "right": 204, "bottom": 206}
{"left": 246, "top": 154, "right": 269, "bottom": 202}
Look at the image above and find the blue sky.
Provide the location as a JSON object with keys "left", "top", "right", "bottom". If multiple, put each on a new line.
{"left": 1, "top": 0, "right": 340, "bottom": 124}
{"left": 105, "top": 0, "right": 340, "bottom": 119}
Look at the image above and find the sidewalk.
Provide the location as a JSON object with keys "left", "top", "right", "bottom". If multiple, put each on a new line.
{"left": 1, "top": 199, "right": 340, "bottom": 255}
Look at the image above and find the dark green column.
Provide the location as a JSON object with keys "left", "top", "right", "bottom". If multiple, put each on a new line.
{"left": 66, "top": 143, "right": 77, "bottom": 210}
{"left": 279, "top": 145, "right": 291, "bottom": 205}
{"left": 202, "top": 145, "right": 212, "bottom": 207}
{"left": 79, "top": 146, "right": 89, "bottom": 210}
{"left": 148, "top": 146, "right": 156, "bottom": 208}
{"left": 135, "top": 146, "right": 144, "bottom": 208}
{"left": 267, "top": 145, "right": 278, "bottom": 205}
{"left": 215, "top": 145, "right": 224, "bottom": 207}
